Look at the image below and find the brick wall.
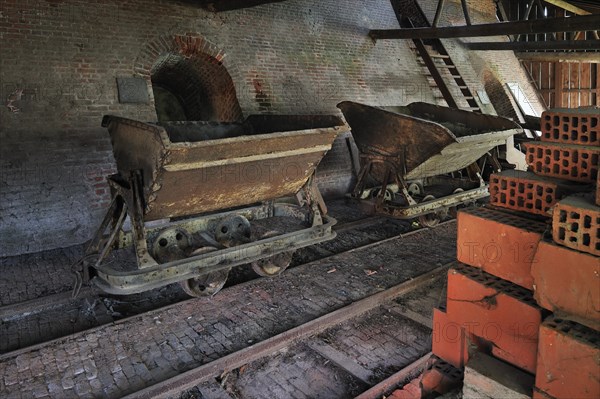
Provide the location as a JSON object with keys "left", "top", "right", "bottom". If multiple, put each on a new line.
{"left": 0, "top": 0, "right": 538, "bottom": 256}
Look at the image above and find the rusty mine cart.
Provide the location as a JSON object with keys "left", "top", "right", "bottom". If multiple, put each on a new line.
{"left": 337, "top": 101, "right": 523, "bottom": 227}
{"left": 79, "top": 115, "right": 346, "bottom": 297}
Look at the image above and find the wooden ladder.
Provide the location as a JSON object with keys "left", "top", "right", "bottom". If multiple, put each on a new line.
{"left": 393, "top": 2, "right": 482, "bottom": 113}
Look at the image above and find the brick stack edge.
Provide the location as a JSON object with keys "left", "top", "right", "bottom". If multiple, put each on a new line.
{"left": 433, "top": 107, "right": 600, "bottom": 399}
{"left": 597, "top": 171, "right": 600, "bottom": 206}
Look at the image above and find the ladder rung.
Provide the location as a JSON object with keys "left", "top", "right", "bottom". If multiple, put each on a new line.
{"left": 461, "top": 107, "right": 480, "bottom": 111}
{"left": 430, "top": 54, "right": 450, "bottom": 59}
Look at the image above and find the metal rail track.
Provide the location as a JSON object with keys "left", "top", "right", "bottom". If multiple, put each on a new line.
{"left": 0, "top": 216, "right": 387, "bottom": 322}
{"left": 122, "top": 264, "right": 451, "bottom": 399}
{"left": 0, "top": 287, "right": 98, "bottom": 322}
{"left": 355, "top": 352, "right": 433, "bottom": 399}
{"left": 0, "top": 217, "right": 453, "bottom": 356}
{"left": 0, "top": 216, "right": 436, "bottom": 324}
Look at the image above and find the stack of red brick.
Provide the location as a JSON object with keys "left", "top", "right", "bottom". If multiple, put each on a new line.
{"left": 385, "top": 359, "right": 463, "bottom": 399}
{"left": 431, "top": 108, "right": 600, "bottom": 398}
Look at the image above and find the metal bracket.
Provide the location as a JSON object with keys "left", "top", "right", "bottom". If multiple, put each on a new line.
{"left": 353, "top": 149, "right": 417, "bottom": 207}
{"left": 85, "top": 172, "right": 160, "bottom": 276}
{"left": 466, "top": 162, "right": 486, "bottom": 187}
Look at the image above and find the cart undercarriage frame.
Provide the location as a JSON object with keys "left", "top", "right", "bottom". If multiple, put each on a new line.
{"left": 77, "top": 114, "right": 345, "bottom": 296}
{"left": 338, "top": 101, "right": 522, "bottom": 225}
{"left": 82, "top": 174, "right": 334, "bottom": 295}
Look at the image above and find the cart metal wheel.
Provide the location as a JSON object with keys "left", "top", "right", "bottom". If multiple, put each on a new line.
{"left": 418, "top": 195, "right": 440, "bottom": 228}
{"left": 152, "top": 227, "right": 192, "bottom": 263}
{"left": 180, "top": 269, "right": 230, "bottom": 297}
{"left": 407, "top": 182, "right": 422, "bottom": 197}
{"left": 180, "top": 246, "right": 230, "bottom": 297}
{"left": 371, "top": 187, "right": 393, "bottom": 202}
{"left": 251, "top": 251, "right": 294, "bottom": 277}
{"left": 214, "top": 215, "right": 251, "bottom": 247}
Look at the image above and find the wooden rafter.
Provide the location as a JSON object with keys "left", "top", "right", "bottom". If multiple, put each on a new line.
{"left": 369, "top": 14, "right": 600, "bottom": 40}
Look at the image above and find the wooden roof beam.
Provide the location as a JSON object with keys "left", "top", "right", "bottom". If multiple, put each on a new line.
{"left": 466, "top": 40, "right": 600, "bottom": 50}
{"left": 369, "top": 14, "right": 600, "bottom": 40}
{"left": 544, "top": 0, "right": 591, "bottom": 15}
{"left": 516, "top": 51, "right": 600, "bottom": 61}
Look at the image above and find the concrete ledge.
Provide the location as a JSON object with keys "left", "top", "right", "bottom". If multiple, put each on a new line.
{"left": 463, "top": 352, "right": 534, "bottom": 399}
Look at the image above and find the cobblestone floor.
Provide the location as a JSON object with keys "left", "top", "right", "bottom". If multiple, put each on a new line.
{"left": 227, "top": 345, "right": 366, "bottom": 399}
{"left": 0, "top": 199, "right": 386, "bottom": 307}
{"left": 0, "top": 245, "right": 84, "bottom": 306}
{"left": 0, "top": 200, "right": 412, "bottom": 354}
{"left": 0, "top": 222, "right": 456, "bottom": 398}
{"left": 1, "top": 298, "right": 113, "bottom": 354}
{"left": 184, "top": 276, "right": 446, "bottom": 399}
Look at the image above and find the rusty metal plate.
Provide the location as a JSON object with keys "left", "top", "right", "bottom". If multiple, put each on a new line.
{"left": 337, "top": 101, "right": 522, "bottom": 181}
{"left": 102, "top": 115, "right": 346, "bottom": 221}
{"left": 337, "top": 101, "right": 455, "bottom": 177}
{"left": 116, "top": 77, "right": 150, "bottom": 104}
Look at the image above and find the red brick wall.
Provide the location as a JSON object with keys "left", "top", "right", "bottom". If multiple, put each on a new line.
{"left": 0, "top": 0, "right": 540, "bottom": 256}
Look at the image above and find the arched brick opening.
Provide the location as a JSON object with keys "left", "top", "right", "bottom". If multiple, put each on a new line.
{"left": 135, "top": 35, "right": 243, "bottom": 122}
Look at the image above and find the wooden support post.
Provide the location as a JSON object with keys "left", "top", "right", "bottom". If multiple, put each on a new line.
{"left": 460, "top": 0, "right": 471, "bottom": 25}
{"left": 432, "top": 0, "right": 446, "bottom": 27}
{"left": 554, "top": 61, "right": 564, "bottom": 108}
{"left": 495, "top": 0, "right": 510, "bottom": 22}
{"left": 515, "top": 0, "right": 536, "bottom": 42}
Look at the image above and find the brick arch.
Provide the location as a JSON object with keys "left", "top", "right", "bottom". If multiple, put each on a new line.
{"left": 135, "top": 34, "right": 243, "bottom": 122}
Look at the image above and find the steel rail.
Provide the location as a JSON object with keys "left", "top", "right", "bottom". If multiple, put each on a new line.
{"left": 122, "top": 264, "right": 451, "bottom": 399}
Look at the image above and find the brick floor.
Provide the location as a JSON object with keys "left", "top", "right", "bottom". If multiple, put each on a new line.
{"left": 0, "top": 223, "right": 457, "bottom": 398}
{"left": 316, "top": 306, "right": 432, "bottom": 383}
{"left": 227, "top": 346, "right": 363, "bottom": 399}
{"left": 1, "top": 299, "right": 114, "bottom": 353}
{"left": 1, "top": 200, "right": 412, "bottom": 354}
{"left": 202, "top": 274, "right": 446, "bottom": 399}
{"left": 0, "top": 199, "right": 387, "bottom": 308}
{"left": 0, "top": 245, "right": 84, "bottom": 306}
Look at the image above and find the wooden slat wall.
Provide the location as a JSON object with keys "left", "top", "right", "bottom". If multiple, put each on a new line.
{"left": 523, "top": 61, "right": 598, "bottom": 108}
